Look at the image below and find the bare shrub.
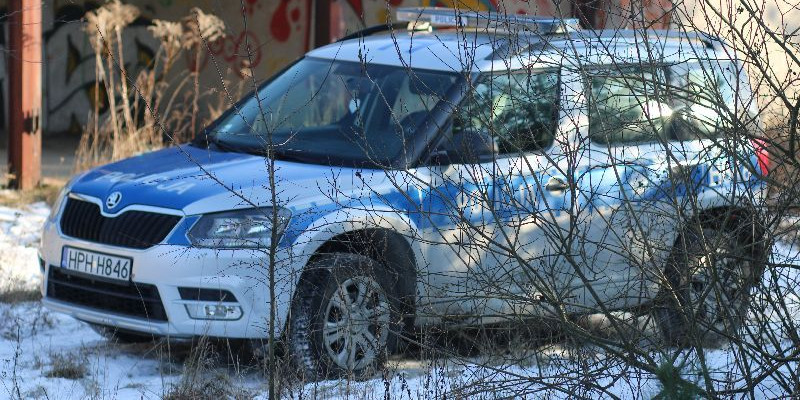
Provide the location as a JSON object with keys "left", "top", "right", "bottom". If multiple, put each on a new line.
{"left": 44, "top": 351, "right": 88, "bottom": 380}
{"left": 163, "top": 337, "right": 253, "bottom": 400}
{"left": 81, "top": 0, "right": 140, "bottom": 163}
{"left": 0, "top": 180, "right": 65, "bottom": 207}
{"left": 75, "top": 2, "right": 226, "bottom": 172}
{"left": 0, "top": 288, "right": 41, "bottom": 304}
{"left": 182, "top": 7, "right": 226, "bottom": 139}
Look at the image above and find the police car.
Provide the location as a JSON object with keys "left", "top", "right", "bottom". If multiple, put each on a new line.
{"left": 40, "top": 8, "right": 771, "bottom": 380}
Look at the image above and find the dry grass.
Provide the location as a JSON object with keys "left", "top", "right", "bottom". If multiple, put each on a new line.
{"left": 0, "top": 178, "right": 65, "bottom": 207}
{"left": 75, "top": 2, "right": 228, "bottom": 172}
{"left": 163, "top": 337, "right": 254, "bottom": 400}
{"left": 0, "top": 288, "right": 41, "bottom": 304}
{"left": 181, "top": 7, "right": 226, "bottom": 47}
{"left": 44, "top": 352, "right": 89, "bottom": 380}
{"left": 163, "top": 371, "right": 253, "bottom": 400}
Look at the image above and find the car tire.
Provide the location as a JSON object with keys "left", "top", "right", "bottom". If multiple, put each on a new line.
{"left": 288, "top": 253, "right": 401, "bottom": 381}
{"left": 656, "top": 224, "right": 763, "bottom": 347}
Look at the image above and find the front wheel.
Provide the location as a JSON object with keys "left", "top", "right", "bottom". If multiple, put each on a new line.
{"left": 656, "top": 225, "right": 765, "bottom": 347}
{"left": 288, "top": 253, "right": 400, "bottom": 381}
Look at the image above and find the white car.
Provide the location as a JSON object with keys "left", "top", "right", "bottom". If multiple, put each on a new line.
{"left": 41, "top": 8, "right": 771, "bottom": 380}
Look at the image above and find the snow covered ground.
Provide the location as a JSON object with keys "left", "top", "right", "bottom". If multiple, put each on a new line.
{"left": 1, "top": 203, "right": 799, "bottom": 399}
{"left": 0, "top": 202, "right": 49, "bottom": 295}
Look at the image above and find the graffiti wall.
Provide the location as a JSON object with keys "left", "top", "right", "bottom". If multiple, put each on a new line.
{"left": 37, "top": 0, "right": 429, "bottom": 134}
{"left": 42, "top": 0, "right": 298, "bottom": 134}
{"left": 423, "top": 0, "right": 570, "bottom": 16}
{"left": 45, "top": 3, "right": 159, "bottom": 134}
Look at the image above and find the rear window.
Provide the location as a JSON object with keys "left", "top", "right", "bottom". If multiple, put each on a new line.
{"left": 588, "top": 61, "right": 738, "bottom": 145}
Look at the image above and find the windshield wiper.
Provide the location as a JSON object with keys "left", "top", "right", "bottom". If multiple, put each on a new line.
{"left": 200, "top": 135, "right": 354, "bottom": 166}
{"left": 197, "top": 131, "right": 247, "bottom": 153}
{"left": 270, "top": 148, "right": 325, "bottom": 164}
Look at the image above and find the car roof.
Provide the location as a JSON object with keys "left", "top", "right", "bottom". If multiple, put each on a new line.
{"left": 307, "top": 27, "right": 733, "bottom": 73}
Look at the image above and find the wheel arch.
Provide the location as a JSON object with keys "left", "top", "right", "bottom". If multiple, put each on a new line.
{"left": 288, "top": 208, "right": 423, "bottom": 333}
{"left": 680, "top": 205, "right": 768, "bottom": 255}
{"left": 657, "top": 204, "right": 769, "bottom": 345}
{"left": 309, "top": 228, "right": 417, "bottom": 302}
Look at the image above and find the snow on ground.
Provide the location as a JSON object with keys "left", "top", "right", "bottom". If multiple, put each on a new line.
{"left": 1, "top": 203, "right": 799, "bottom": 399}
{"left": 2, "top": 302, "right": 177, "bottom": 399}
{"left": 0, "top": 203, "right": 49, "bottom": 293}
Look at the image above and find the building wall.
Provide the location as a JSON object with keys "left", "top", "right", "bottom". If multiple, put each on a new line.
{"left": 43, "top": 0, "right": 317, "bottom": 134}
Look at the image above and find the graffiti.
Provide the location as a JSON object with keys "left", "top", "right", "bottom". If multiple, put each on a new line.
{"left": 187, "top": 30, "right": 263, "bottom": 78}
{"left": 26, "top": 0, "right": 674, "bottom": 135}
{"left": 348, "top": 0, "right": 405, "bottom": 18}
{"left": 41, "top": 0, "right": 419, "bottom": 134}
{"left": 39, "top": 0, "right": 580, "bottom": 135}
{"left": 511, "top": 0, "right": 560, "bottom": 16}
{"left": 46, "top": 5, "right": 159, "bottom": 134}
{"left": 42, "top": 1, "right": 296, "bottom": 134}
{"left": 640, "top": 0, "right": 672, "bottom": 28}
{"left": 244, "top": 0, "right": 260, "bottom": 16}
{"left": 346, "top": 0, "right": 365, "bottom": 19}
{"left": 270, "top": 0, "right": 307, "bottom": 43}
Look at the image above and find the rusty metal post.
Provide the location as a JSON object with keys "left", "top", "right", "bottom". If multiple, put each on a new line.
{"left": 313, "top": 0, "right": 331, "bottom": 48}
{"left": 7, "top": 0, "right": 42, "bottom": 190}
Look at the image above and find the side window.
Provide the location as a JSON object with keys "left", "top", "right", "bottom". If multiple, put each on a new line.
{"left": 587, "top": 61, "right": 737, "bottom": 145}
{"left": 454, "top": 69, "right": 559, "bottom": 156}
{"left": 667, "top": 61, "right": 736, "bottom": 140}
{"left": 588, "top": 67, "right": 671, "bottom": 144}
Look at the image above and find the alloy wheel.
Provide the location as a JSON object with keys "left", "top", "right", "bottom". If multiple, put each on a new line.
{"left": 321, "top": 276, "right": 391, "bottom": 371}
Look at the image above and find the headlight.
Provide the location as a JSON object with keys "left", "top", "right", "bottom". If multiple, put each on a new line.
{"left": 188, "top": 208, "right": 291, "bottom": 248}
{"left": 48, "top": 186, "right": 68, "bottom": 221}
{"left": 49, "top": 173, "right": 89, "bottom": 221}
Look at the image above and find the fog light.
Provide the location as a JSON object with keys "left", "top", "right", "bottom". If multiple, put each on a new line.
{"left": 184, "top": 303, "right": 243, "bottom": 320}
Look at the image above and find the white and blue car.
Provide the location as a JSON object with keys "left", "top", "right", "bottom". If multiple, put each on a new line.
{"left": 40, "top": 8, "right": 771, "bottom": 380}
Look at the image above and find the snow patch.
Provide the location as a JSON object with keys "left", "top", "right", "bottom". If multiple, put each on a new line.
{"left": 0, "top": 202, "right": 48, "bottom": 294}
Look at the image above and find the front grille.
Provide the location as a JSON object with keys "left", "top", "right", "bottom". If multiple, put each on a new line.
{"left": 47, "top": 267, "right": 169, "bottom": 322}
{"left": 59, "top": 198, "right": 181, "bottom": 249}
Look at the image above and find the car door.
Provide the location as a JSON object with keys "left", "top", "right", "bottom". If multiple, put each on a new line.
{"left": 419, "top": 67, "right": 577, "bottom": 319}
{"left": 412, "top": 142, "right": 499, "bottom": 319}
{"left": 571, "top": 64, "right": 683, "bottom": 310}
{"left": 485, "top": 68, "right": 580, "bottom": 316}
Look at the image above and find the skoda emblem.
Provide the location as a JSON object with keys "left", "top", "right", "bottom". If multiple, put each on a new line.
{"left": 106, "top": 191, "right": 123, "bottom": 209}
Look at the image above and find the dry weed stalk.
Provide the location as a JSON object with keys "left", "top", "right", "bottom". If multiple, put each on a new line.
{"left": 83, "top": 0, "right": 139, "bottom": 161}
{"left": 182, "top": 7, "right": 226, "bottom": 140}
{"left": 75, "top": 2, "right": 227, "bottom": 172}
{"left": 148, "top": 20, "right": 182, "bottom": 75}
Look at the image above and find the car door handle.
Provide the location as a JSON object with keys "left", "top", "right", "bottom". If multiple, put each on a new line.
{"left": 545, "top": 176, "right": 570, "bottom": 192}
{"left": 670, "top": 161, "right": 700, "bottom": 180}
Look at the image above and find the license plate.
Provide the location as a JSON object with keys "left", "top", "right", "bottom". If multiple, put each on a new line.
{"left": 60, "top": 246, "right": 132, "bottom": 282}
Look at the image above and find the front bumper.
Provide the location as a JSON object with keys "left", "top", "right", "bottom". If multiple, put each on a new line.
{"left": 39, "top": 219, "right": 296, "bottom": 339}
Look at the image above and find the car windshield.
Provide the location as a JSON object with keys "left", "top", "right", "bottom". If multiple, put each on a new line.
{"left": 209, "top": 58, "right": 460, "bottom": 167}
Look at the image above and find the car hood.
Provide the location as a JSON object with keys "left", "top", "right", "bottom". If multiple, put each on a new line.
{"left": 69, "top": 144, "right": 382, "bottom": 215}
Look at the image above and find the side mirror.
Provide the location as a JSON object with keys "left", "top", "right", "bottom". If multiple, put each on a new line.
{"left": 434, "top": 128, "right": 496, "bottom": 165}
